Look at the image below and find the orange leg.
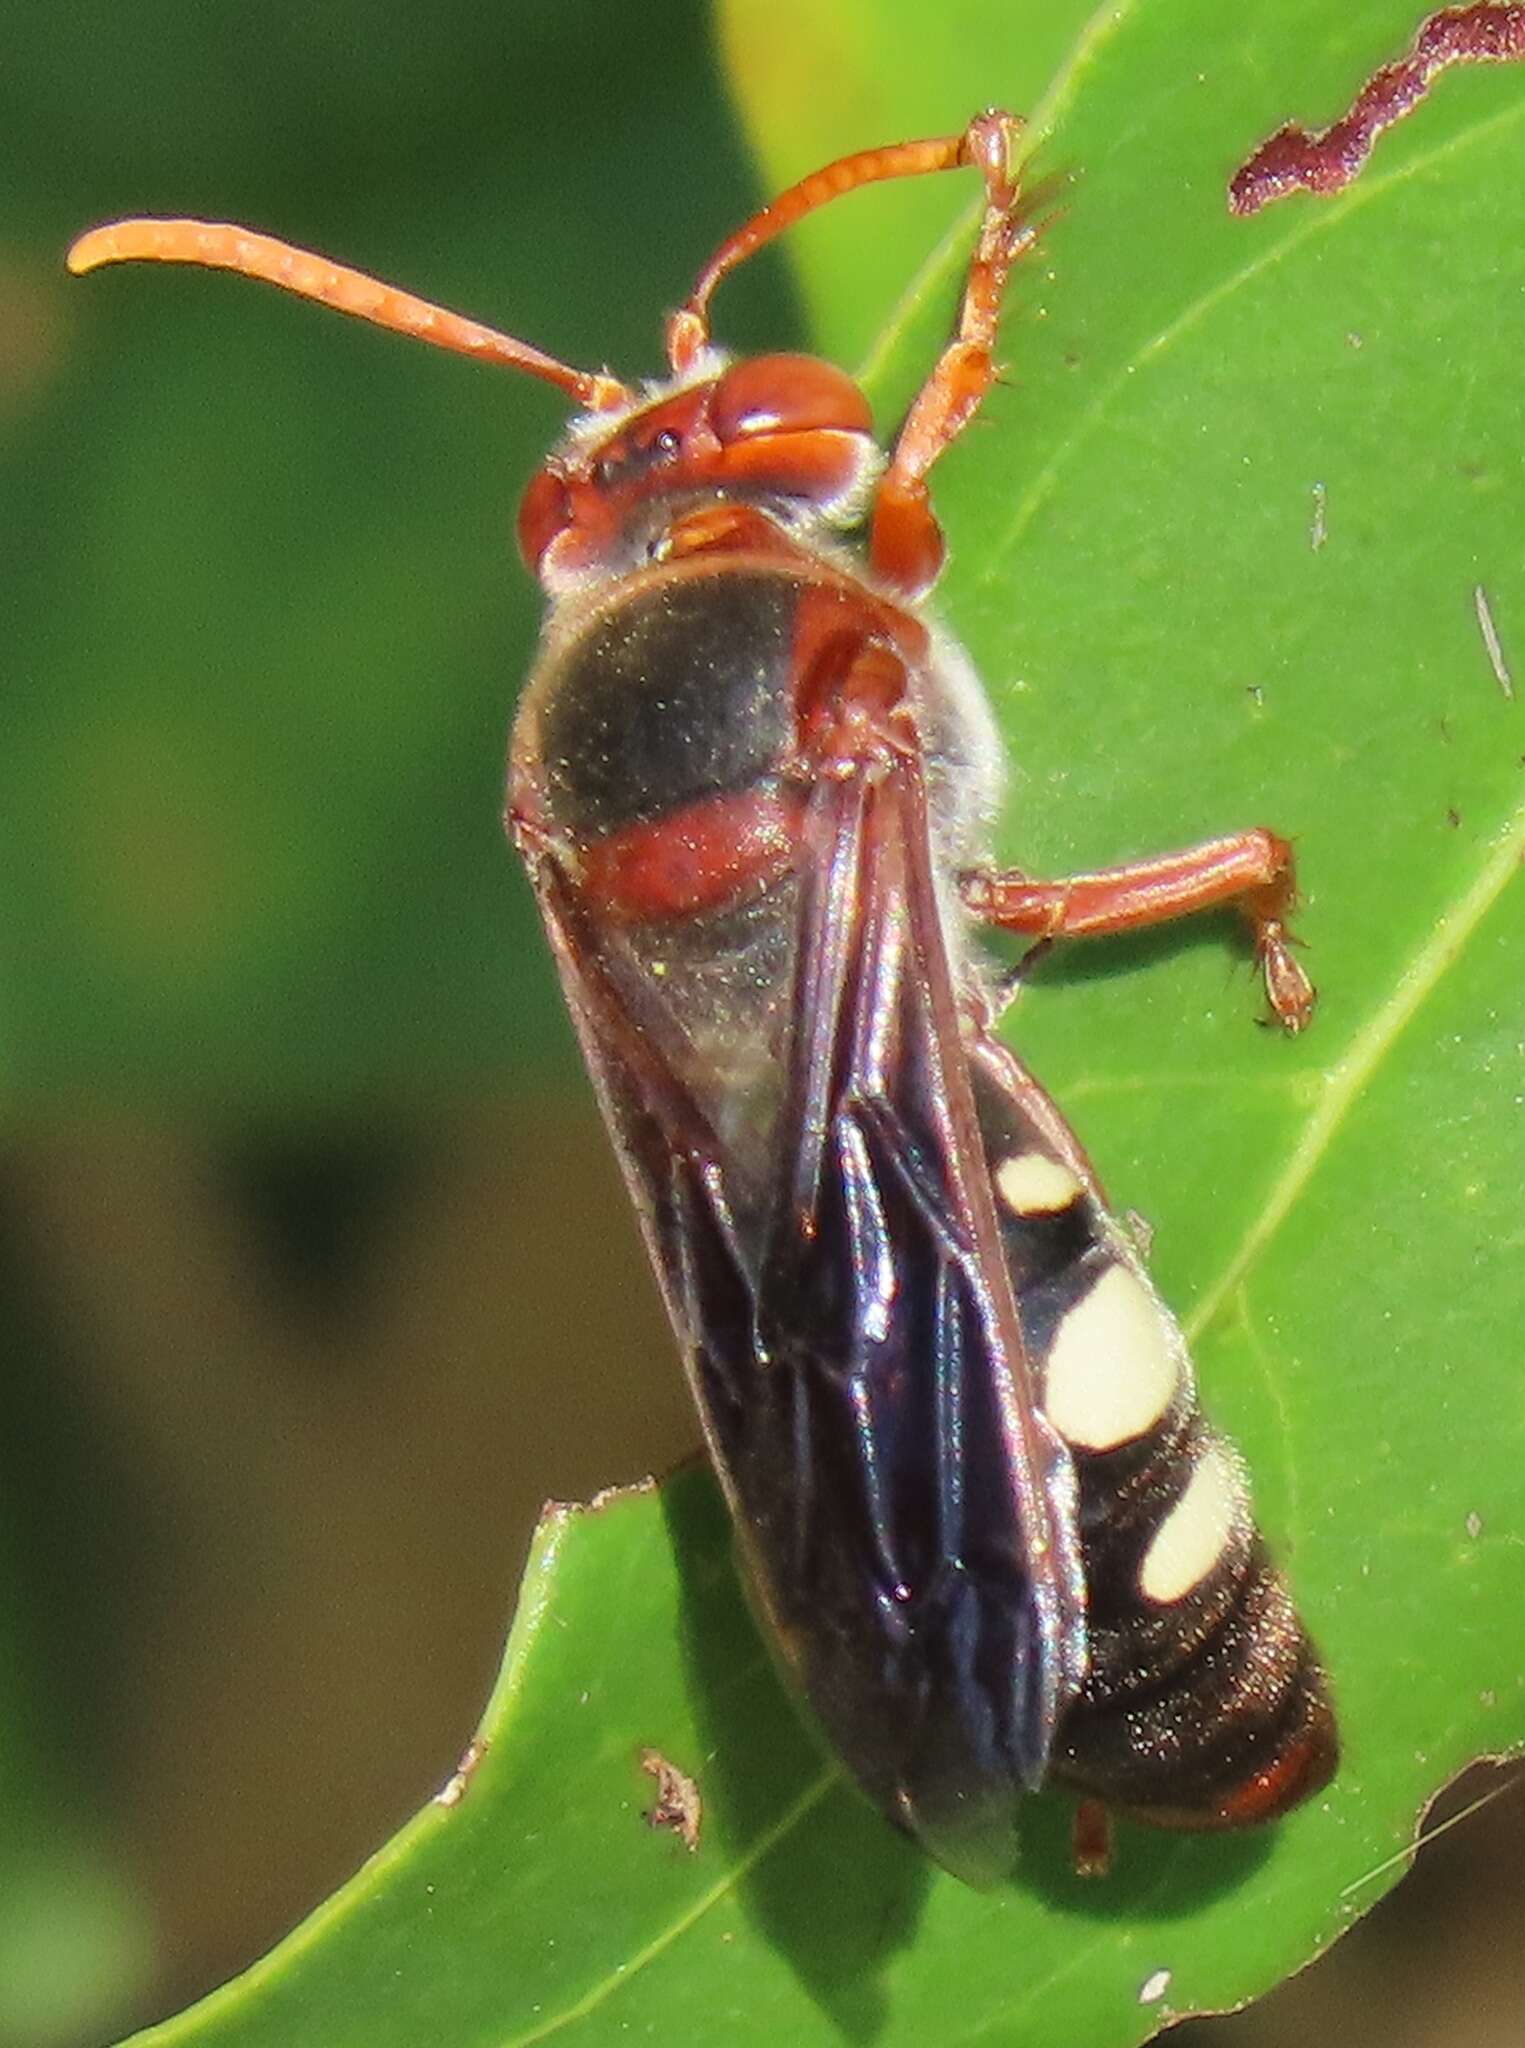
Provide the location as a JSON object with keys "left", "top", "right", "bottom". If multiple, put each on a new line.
{"left": 1071, "top": 1798, "right": 1114, "bottom": 1879}
{"left": 869, "top": 113, "right": 1037, "bottom": 598}
{"left": 961, "top": 829, "right": 1315, "bottom": 1032}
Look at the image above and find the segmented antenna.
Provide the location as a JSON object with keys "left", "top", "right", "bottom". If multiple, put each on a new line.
{"left": 66, "top": 218, "right": 633, "bottom": 412}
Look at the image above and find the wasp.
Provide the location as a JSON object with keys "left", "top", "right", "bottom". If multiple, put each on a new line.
{"left": 70, "top": 110, "right": 1337, "bottom": 1885}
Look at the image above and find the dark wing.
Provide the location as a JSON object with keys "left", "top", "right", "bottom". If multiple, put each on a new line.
{"left": 527, "top": 743, "right": 1086, "bottom": 1885}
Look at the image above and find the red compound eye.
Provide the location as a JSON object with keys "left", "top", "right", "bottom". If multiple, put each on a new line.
{"left": 517, "top": 467, "right": 573, "bottom": 569}
{"left": 711, "top": 354, "right": 872, "bottom": 443}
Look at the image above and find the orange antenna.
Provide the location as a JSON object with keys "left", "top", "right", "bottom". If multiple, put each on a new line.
{"left": 66, "top": 218, "right": 633, "bottom": 413}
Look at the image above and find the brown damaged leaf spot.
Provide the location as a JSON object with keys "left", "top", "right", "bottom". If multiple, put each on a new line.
{"left": 434, "top": 1737, "right": 490, "bottom": 1810}
{"left": 639, "top": 1746, "right": 703, "bottom": 1853}
{"left": 539, "top": 1474, "right": 660, "bottom": 1530}
{"left": 1229, "top": 2, "right": 1525, "bottom": 213}
{"left": 586, "top": 1476, "right": 659, "bottom": 1516}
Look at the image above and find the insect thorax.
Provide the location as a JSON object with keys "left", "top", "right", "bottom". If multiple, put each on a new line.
{"left": 512, "top": 552, "right": 1002, "bottom": 1163}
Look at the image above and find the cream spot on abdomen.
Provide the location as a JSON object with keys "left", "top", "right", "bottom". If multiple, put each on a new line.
{"left": 995, "top": 1151, "right": 1085, "bottom": 1216}
{"left": 1139, "top": 1441, "right": 1247, "bottom": 1604}
{"left": 1042, "top": 1263, "right": 1183, "bottom": 1451}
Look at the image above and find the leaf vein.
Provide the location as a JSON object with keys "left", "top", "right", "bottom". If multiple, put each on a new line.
{"left": 1186, "top": 806, "right": 1525, "bottom": 1345}
{"left": 503, "top": 1768, "right": 839, "bottom": 2045}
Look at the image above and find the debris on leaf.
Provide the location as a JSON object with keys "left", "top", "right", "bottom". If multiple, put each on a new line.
{"left": 639, "top": 1746, "right": 702, "bottom": 1852}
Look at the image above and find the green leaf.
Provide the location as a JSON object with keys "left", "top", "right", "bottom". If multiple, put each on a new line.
{"left": 109, "top": 0, "right": 1525, "bottom": 2041}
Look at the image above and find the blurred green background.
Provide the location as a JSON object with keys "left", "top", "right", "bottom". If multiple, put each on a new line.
{"left": 4, "top": 3, "right": 1522, "bottom": 2044}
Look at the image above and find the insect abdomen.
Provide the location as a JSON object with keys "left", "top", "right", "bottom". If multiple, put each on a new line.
{"left": 971, "top": 1038, "right": 1338, "bottom": 1825}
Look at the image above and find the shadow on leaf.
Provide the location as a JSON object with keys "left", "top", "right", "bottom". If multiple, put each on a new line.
{"left": 661, "top": 1465, "right": 929, "bottom": 2042}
